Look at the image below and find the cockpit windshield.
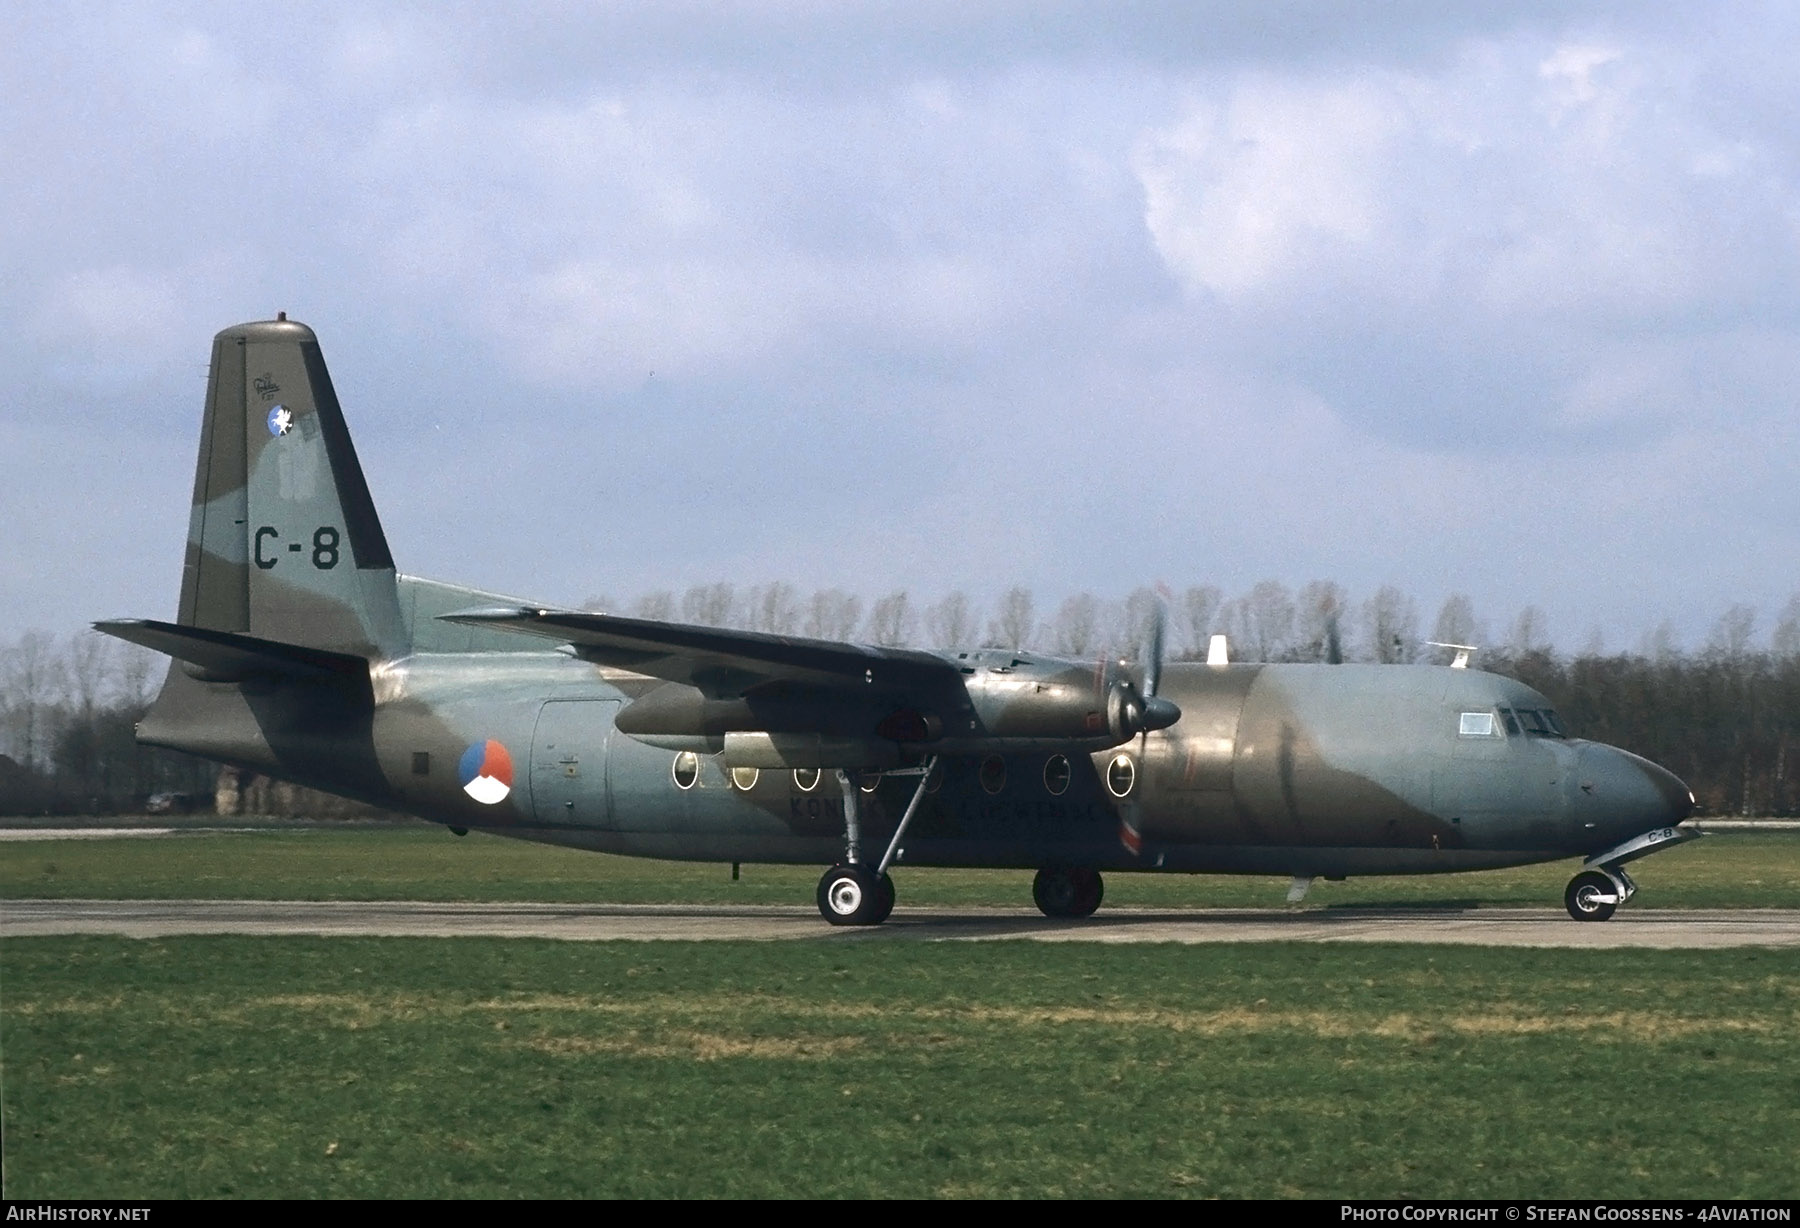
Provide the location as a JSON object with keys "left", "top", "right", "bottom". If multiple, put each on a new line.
{"left": 1503, "top": 706, "right": 1566, "bottom": 738}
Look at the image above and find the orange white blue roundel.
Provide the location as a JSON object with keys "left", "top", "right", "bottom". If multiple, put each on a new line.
{"left": 459, "top": 740, "right": 514, "bottom": 804}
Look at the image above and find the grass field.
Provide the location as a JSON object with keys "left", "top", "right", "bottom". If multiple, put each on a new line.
{"left": 3, "top": 826, "right": 1798, "bottom": 910}
{"left": 3, "top": 936, "right": 1797, "bottom": 1199}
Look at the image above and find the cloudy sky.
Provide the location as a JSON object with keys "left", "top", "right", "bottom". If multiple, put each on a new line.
{"left": 5, "top": 1, "right": 1797, "bottom": 654}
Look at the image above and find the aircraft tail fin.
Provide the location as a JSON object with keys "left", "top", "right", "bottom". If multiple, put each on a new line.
{"left": 178, "top": 317, "right": 403, "bottom": 659}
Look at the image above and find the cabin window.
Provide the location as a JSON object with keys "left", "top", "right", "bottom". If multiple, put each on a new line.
{"left": 671, "top": 751, "right": 700, "bottom": 790}
{"left": 1459, "top": 711, "right": 1497, "bottom": 737}
{"left": 979, "top": 756, "right": 1008, "bottom": 795}
{"left": 1106, "top": 753, "right": 1136, "bottom": 798}
{"left": 793, "top": 767, "right": 820, "bottom": 792}
{"left": 730, "top": 766, "right": 759, "bottom": 791}
{"left": 1043, "top": 754, "right": 1071, "bottom": 796}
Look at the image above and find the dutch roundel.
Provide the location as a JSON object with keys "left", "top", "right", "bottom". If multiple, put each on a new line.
{"left": 458, "top": 739, "right": 514, "bottom": 805}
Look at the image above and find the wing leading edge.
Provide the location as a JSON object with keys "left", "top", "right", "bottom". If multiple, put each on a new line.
{"left": 439, "top": 606, "right": 962, "bottom": 698}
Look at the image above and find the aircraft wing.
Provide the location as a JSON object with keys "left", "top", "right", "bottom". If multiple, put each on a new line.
{"left": 440, "top": 606, "right": 962, "bottom": 698}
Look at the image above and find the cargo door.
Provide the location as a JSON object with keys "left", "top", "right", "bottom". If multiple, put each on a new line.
{"left": 529, "top": 699, "right": 621, "bottom": 827}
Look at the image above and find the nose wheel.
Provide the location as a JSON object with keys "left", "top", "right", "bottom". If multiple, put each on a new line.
{"left": 817, "top": 864, "right": 895, "bottom": 926}
{"left": 1033, "top": 867, "right": 1104, "bottom": 919}
{"left": 1564, "top": 870, "right": 1621, "bottom": 921}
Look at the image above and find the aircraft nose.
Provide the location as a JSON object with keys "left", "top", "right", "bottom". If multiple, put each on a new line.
{"left": 1575, "top": 744, "right": 1695, "bottom": 836}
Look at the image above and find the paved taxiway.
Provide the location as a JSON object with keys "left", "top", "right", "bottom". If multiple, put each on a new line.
{"left": 6, "top": 899, "right": 1799, "bottom": 947}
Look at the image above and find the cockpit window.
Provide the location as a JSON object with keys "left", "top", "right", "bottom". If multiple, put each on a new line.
{"left": 1500, "top": 708, "right": 1520, "bottom": 736}
{"left": 1505, "top": 707, "right": 1567, "bottom": 738}
{"left": 1459, "top": 711, "right": 1497, "bottom": 737}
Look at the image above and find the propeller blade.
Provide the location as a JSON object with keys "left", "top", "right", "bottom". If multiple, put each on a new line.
{"left": 1141, "top": 588, "right": 1168, "bottom": 699}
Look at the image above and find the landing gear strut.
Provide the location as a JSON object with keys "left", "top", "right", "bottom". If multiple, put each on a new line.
{"left": 1033, "top": 866, "right": 1104, "bottom": 919}
{"left": 814, "top": 757, "right": 937, "bottom": 926}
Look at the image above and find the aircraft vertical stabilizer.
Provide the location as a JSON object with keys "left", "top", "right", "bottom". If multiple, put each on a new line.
{"left": 178, "top": 318, "right": 404, "bottom": 660}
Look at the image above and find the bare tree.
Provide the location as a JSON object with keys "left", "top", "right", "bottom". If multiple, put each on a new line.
{"left": 579, "top": 593, "right": 620, "bottom": 613}
{"left": 1638, "top": 620, "right": 1680, "bottom": 662}
{"left": 2, "top": 632, "right": 63, "bottom": 769}
{"left": 864, "top": 591, "right": 917, "bottom": 647}
{"left": 1773, "top": 594, "right": 1800, "bottom": 659}
{"left": 925, "top": 591, "right": 980, "bottom": 648}
{"left": 631, "top": 590, "right": 676, "bottom": 621}
{"left": 1177, "top": 585, "right": 1222, "bottom": 658}
{"left": 987, "top": 587, "right": 1035, "bottom": 651}
{"left": 746, "top": 582, "right": 801, "bottom": 635}
{"left": 804, "top": 589, "right": 862, "bottom": 640}
{"left": 1051, "top": 593, "right": 1103, "bottom": 658}
{"left": 681, "top": 583, "right": 736, "bottom": 627}
{"left": 1295, "top": 580, "right": 1348, "bottom": 662}
{"left": 1430, "top": 594, "right": 1480, "bottom": 650}
{"left": 1707, "top": 604, "right": 1757, "bottom": 659}
{"left": 1362, "top": 586, "right": 1419, "bottom": 663}
{"left": 1506, "top": 605, "right": 1549, "bottom": 656}
{"left": 1241, "top": 580, "right": 1296, "bottom": 662}
{"left": 117, "top": 642, "right": 161, "bottom": 712}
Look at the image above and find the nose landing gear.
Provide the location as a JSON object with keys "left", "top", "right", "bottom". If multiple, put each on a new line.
{"left": 1564, "top": 869, "right": 1627, "bottom": 922}
{"left": 1563, "top": 825, "right": 1700, "bottom": 921}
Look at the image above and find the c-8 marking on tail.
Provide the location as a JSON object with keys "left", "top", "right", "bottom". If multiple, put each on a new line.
{"left": 252, "top": 525, "right": 341, "bottom": 570}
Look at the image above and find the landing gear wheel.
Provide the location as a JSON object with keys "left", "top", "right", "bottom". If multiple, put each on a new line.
{"left": 1565, "top": 870, "right": 1619, "bottom": 922}
{"left": 1033, "top": 867, "right": 1104, "bottom": 919}
{"left": 817, "top": 864, "right": 892, "bottom": 926}
{"left": 868, "top": 871, "right": 896, "bottom": 925}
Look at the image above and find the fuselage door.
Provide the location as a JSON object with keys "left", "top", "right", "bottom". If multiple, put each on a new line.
{"left": 529, "top": 699, "right": 621, "bottom": 826}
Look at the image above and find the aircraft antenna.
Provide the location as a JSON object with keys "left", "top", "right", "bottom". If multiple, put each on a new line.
{"left": 1426, "top": 641, "right": 1479, "bottom": 669}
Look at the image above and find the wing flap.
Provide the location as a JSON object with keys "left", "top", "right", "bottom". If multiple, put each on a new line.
{"left": 440, "top": 606, "right": 959, "bottom": 697}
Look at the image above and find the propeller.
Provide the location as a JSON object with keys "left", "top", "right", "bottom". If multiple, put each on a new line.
{"left": 1121, "top": 588, "right": 1180, "bottom": 736}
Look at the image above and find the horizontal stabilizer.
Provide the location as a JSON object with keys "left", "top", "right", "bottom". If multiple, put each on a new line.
{"left": 95, "top": 618, "right": 369, "bottom": 684}
{"left": 440, "top": 606, "right": 960, "bottom": 698}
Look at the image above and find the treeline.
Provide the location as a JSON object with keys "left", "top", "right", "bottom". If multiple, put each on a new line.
{"left": 5, "top": 580, "right": 1799, "bottom": 815}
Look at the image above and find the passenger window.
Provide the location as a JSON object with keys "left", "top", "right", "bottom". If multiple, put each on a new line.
{"left": 1106, "top": 753, "right": 1136, "bottom": 797}
{"left": 1459, "top": 711, "right": 1496, "bottom": 737}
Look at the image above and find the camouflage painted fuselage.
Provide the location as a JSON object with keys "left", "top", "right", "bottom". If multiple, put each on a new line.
{"left": 141, "top": 624, "right": 1689, "bottom": 877}
{"left": 112, "top": 318, "right": 1693, "bottom": 885}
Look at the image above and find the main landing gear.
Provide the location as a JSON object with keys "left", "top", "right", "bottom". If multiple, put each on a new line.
{"left": 817, "top": 864, "right": 895, "bottom": 926}
{"left": 814, "top": 756, "right": 937, "bottom": 927}
{"left": 1033, "top": 866, "right": 1104, "bottom": 919}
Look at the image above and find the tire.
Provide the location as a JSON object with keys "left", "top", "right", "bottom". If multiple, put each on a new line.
{"left": 1565, "top": 870, "right": 1619, "bottom": 922}
{"left": 1034, "top": 867, "right": 1103, "bottom": 919}
{"left": 868, "top": 872, "right": 896, "bottom": 925}
{"left": 817, "top": 864, "right": 887, "bottom": 926}
{"left": 1071, "top": 867, "right": 1104, "bottom": 918}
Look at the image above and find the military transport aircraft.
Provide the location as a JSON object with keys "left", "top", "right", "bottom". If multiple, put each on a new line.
{"left": 98, "top": 318, "right": 1699, "bottom": 925}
